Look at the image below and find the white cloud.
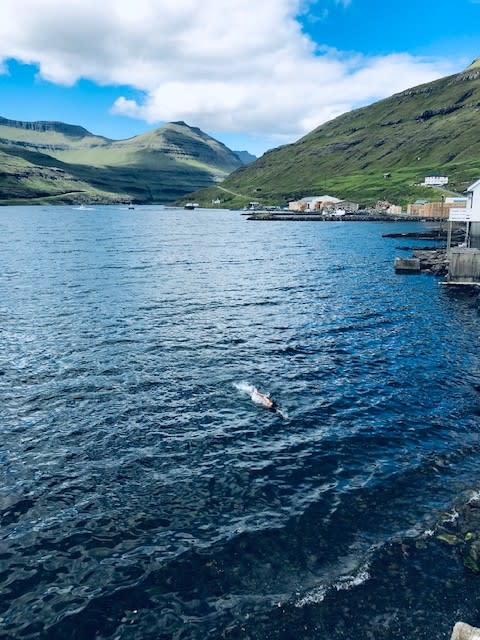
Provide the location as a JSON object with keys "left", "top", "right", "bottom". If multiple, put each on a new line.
{"left": 0, "top": 0, "right": 457, "bottom": 146}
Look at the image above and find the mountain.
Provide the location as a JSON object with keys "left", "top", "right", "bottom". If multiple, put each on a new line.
{"left": 233, "top": 150, "right": 257, "bottom": 165}
{"left": 190, "top": 59, "right": 480, "bottom": 208}
{"left": 0, "top": 118, "right": 243, "bottom": 204}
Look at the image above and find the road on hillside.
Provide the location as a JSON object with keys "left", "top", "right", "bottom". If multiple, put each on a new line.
{"left": 217, "top": 185, "right": 256, "bottom": 200}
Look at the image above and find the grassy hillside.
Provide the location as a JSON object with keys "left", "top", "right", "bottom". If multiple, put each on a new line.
{"left": 0, "top": 146, "right": 124, "bottom": 204}
{"left": 189, "top": 62, "right": 480, "bottom": 209}
{"left": 0, "top": 119, "right": 243, "bottom": 204}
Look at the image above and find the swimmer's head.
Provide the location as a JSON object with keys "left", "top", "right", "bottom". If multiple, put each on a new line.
{"left": 269, "top": 402, "right": 278, "bottom": 413}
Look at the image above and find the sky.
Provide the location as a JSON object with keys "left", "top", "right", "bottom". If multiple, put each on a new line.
{"left": 0, "top": 0, "right": 479, "bottom": 156}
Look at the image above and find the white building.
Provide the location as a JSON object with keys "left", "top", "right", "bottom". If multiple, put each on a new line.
{"left": 448, "top": 180, "right": 480, "bottom": 235}
{"left": 467, "top": 179, "right": 480, "bottom": 213}
{"left": 448, "top": 180, "right": 480, "bottom": 224}
{"left": 424, "top": 176, "right": 449, "bottom": 186}
{"left": 289, "top": 195, "right": 341, "bottom": 212}
{"left": 448, "top": 179, "right": 480, "bottom": 271}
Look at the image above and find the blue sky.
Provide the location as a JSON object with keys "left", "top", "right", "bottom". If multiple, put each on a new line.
{"left": 302, "top": 0, "right": 480, "bottom": 60}
{"left": 0, "top": 0, "right": 478, "bottom": 156}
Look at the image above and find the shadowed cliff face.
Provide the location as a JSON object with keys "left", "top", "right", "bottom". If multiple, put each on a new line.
{"left": 0, "top": 119, "right": 243, "bottom": 204}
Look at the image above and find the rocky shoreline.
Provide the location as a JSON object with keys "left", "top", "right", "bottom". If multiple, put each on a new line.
{"left": 385, "top": 229, "right": 465, "bottom": 277}
{"left": 248, "top": 212, "right": 433, "bottom": 222}
{"left": 412, "top": 247, "right": 449, "bottom": 276}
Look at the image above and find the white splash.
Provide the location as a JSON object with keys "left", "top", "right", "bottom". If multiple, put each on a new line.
{"left": 233, "top": 381, "right": 256, "bottom": 396}
{"left": 233, "top": 382, "right": 267, "bottom": 405}
{"left": 333, "top": 564, "right": 371, "bottom": 591}
{"left": 295, "top": 561, "right": 371, "bottom": 608}
{"left": 295, "top": 585, "right": 327, "bottom": 608}
{"left": 442, "top": 509, "right": 459, "bottom": 524}
{"left": 468, "top": 490, "right": 480, "bottom": 504}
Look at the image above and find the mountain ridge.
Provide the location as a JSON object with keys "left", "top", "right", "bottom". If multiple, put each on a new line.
{"left": 0, "top": 116, "right": 104, "bottom": 140}
{"left": 0, "top": 119, "right": 246, "bottom": 204}
{"left": 189, "top": 62, "right": 480, "bottom": 208}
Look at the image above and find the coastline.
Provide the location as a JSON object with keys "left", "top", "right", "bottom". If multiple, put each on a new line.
{"left": 246, "top": 211, "right": 445, "bottom": 222}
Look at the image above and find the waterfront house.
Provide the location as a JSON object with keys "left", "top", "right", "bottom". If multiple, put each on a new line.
{"left": 407, "top": 199, "right": 429, "bottom": 215}
{"left": 335, "top": 200, "right": 359, "bottom": 212}
{"left": 407, "top": 198, "right": 466, "bottom": 218}
{"left": 447, "top": 179, "right": 480, "bottom": 282}
{"left": 461, "top": 179, "right": 480, "bottom": 247}
{"left": 387, "top": 205, "right": 402, "bottom": 215}
{"left": 289, "top": 195, "right": 341, "bottom": 212}
{"left": 467, "top": 179, "right": 480, "bottom": 213}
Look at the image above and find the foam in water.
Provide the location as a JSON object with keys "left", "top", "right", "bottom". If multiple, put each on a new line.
{"left": 295, "top": 561, "right": 371, "bottom": 608}
{"left": 333, "top": 564, "right": 371, "bottom": 592}
{"left": 233, "top": 381, "right": 272, "bottom": 405}
{"left": 468, "top": 490, "right": 480, "bottom": 504}
{"left": 234, "top": 381, "right": 256, "bottom": 396}
{"left": 295, "top": 585, "right": 327, "bottom": 608}
{"left": 442, "top": 509, "right": 459, "bottom": 524}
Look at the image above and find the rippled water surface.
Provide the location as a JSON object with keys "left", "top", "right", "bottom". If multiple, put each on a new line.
{"left": 1, "top": 205, "right": 480, "bottom": 639}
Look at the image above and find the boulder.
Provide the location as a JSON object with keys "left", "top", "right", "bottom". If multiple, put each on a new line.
{"left": 451, "top": 622, "right": 480, "bottom": 640}
{"left": 394, "top": 257, "right": 421, "bottom": 273}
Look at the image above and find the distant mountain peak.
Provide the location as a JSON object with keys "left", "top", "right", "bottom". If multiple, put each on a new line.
{"left": 0, "top": 116, "right": 100, "bottom": 139}
{"left": 465, "top": 57, "right": 480, "bottom": 71}
{"left": 233, "top": 150, "right": 257, "bottom": 165}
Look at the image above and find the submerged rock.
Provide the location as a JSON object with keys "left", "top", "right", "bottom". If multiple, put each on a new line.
{"left": 464, "top": 540, "right": 480, "bottom": 573}
{"left": 436, "top": 533, "right": 462, "bottom": 546}
{"left": 436, "top": 499, "right": 480, "bottom": 573}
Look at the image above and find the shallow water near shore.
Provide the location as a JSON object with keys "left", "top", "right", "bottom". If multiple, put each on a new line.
{"left": 1, "top": 205, "right": 480, "bottom": 639}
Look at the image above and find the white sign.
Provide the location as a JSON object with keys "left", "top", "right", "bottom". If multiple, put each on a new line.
{"left": 449, "top": 208, "right": 480, "bottom": 222}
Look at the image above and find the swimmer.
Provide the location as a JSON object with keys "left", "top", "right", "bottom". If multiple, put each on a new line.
{"left": 251, "top": 388, "right": 278, "bottom": 413}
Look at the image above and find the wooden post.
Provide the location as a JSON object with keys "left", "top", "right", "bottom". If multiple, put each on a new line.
{"left": 447, "top": 219, "right": 452, "bottom": 256}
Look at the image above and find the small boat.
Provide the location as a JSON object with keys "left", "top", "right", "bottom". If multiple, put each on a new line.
{"left": 184, "top": 202, "right": 199, "bottom": 210}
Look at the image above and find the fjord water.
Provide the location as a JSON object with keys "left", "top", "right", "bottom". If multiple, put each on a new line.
{"left": 1, "top": 206, "right": 480, "bottom": 639}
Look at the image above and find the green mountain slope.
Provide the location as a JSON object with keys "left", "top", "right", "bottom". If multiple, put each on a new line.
{"left": 192, "top": 60, "right": 480, "bottom": 208}
{"left": 0, "top": 119, "right": 243, "bottom": 204}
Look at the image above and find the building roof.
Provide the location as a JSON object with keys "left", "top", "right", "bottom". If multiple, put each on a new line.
{"left": 468, "top": 179, "right": 480, "bottom": 192}
{"left": 300, "top": 194, "right": 341, "bottom": 204}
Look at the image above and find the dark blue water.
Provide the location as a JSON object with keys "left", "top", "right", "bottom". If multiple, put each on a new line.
{"left": 1, "top": 205, "right": 480, "bottom": 639}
